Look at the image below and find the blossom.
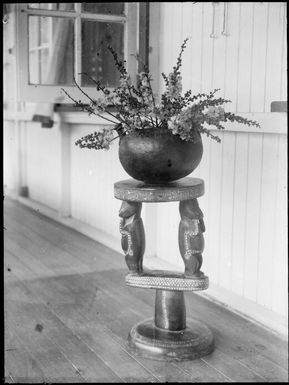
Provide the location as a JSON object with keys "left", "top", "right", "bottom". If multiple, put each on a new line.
{"left": 166, "top": 73, "right": 182, "bottom": 99}
{"left": 167, "top": 106, "right": 204, "bottom": 141}
{"left": 119, "top": 74, "right": 131, "bottom": 88}
{"left": 75, "top": 128, "right": 114, "bottom": 150}
{"left": 204, "top": 106, "right": 225, "bottom": 124}
{"left": 90, "top": 98, "right": 108, "bottom": 113}
{"left": 138, "top": 72, "right": 154, "bottom": 106}
{"left": 139, "top": 72, "right": 150, "bottom": 87}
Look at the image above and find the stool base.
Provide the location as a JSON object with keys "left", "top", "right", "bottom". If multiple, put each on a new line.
{"left": 127, "top": 318, "right": 214, "bottom": 362}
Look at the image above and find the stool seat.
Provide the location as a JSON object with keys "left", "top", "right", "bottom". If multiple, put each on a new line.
{"left": 114, "top": 177, "right": 204, "bottom": 202}
{"left": 125, "top": 270, "right": 209, "bottom": 291}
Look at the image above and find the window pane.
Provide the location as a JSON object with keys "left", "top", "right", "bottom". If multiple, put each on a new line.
{"left": 82, "top": 3, "right": 124, "bottom": 15}
{"left": 40, "top": 16, "right": 50, "bottom": 45}
{"left": 28, "top": 16, "right": 74, "bottom": 85}
{"left": 81, "top": 21, "right": 124, "bottom": 87}
{"left": 28, "top": 3, "right": 75, "bottom": 11}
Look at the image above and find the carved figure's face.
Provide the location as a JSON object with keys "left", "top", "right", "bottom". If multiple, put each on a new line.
{"left": 179, "top": 199, "right": 203, "bottom": 219}
{"left": 119, "top": 201, "right": 142, "bottom": 218}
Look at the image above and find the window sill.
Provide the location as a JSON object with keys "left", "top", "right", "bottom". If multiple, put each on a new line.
{"left": 4, "top": 109, "right": 115, "bottom": 126}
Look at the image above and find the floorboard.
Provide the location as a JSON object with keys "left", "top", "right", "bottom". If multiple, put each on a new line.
{"left": 4, "top": 197, "right": 288, "bottom": 383}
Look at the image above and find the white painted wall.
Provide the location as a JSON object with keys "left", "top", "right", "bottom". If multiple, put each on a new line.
{"left": 154, "top": 1, "right": 287, "bottom": 330}
{"left": 158, "top": 2, "right": 287, "bottom": 111}
{"left": 3, "top": 2, "right": 287, "bottom": 335}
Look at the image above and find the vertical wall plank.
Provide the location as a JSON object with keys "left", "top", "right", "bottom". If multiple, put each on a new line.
{"left": 223, "top": 2, "right": 241, "bottom": 112}
{"left": 280, "top": 3, "right": 287, "bottom": 101}
{"left": 25, "top": 122, "right": 61, "bottom": 210}
{"left": 230, "top": 132, "right": 249, "bottom": 296}
{"left": 211, "top": 3, "right": 227, "bottom": 95}
{"left": 158, "top": 2, "right": 173, "bottom": 94}
{"left": 196, "top": 136, "right": 211, "bottom": 275}
{"left": 15, "top": 120, "right": 24, "bottom": 195}
{"left": 200, "top": 3, "right": 214, "bottom": 93}
{"left": 190, "top": 2, "right": 204, "bottom": 94}
{"left": 256, "top": 134, "right": 279, "bottom": 308}
{"left": 143, "top": 203, "right": 158, "bottom": 260}
{"left": 250, "top": 3, "right": 269, "bottom": 112}
{"left": 148, "top": 2, "right": 160, "bottom": 98}
{"left": 218, "top": 132, "right": 236, "bottom": 289}
{"left": 156, "top": 202, "right": 181, "bottom": 269}
{"left": 181, "top": 2, "right": 193, "bottom": 92}
{"left": 236, "top": 3, "right": 254, "bottom": 112}
{"left": 264, "top": 3, "right": 284, "bottom": 111}
{"left": 171, "top": 2, "right": 183, "bottom": 56}
{"left": 206, "top": 131, "right": 224, "bottom": 285}
{"left": 59, "top": 123, "right": 71, "bottom": 217}
{"left": 3, "top": 121, "right": 17, "bottom": 193}
{"left": 243, "top": 133, "right": 264, "bottom": 301}
{"left": 271, "top": 135, "right": 287, "bottom": 315}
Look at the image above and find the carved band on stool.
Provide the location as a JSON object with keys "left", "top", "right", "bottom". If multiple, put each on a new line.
{"left": 125, "top": 270, "right": 209, "bottom": 291}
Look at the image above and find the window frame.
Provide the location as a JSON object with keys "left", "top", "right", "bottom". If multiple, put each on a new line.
{"left": 16, "top": 3, "right": 139, "bottom": 103}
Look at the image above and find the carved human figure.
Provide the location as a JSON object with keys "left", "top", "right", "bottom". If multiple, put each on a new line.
{"left": 178, "top": 199, "right": 205, "bottom": 277}
{"left": 119, "top": 201, "right": 145, "bottom": 274}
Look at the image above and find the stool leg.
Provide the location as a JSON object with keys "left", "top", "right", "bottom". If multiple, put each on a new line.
{"left": 119, "top": 201, "right": 145, "bottom": 274}
{"left": 155, "top": 290, "right": 186, "bottom": 331}
{"left": 179, "top": 199, "right": 205, "bottom": 277}
{"left": 127, "top": 288, "right": 214, "bottom": 361}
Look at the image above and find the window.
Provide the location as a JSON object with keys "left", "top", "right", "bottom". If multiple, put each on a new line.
{"left": 16, "top": 3, "right": 140, "bottom": 103}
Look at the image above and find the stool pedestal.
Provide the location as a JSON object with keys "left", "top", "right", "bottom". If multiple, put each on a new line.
{"left": 114, "top": 177, "right": 214, "bottom": 361}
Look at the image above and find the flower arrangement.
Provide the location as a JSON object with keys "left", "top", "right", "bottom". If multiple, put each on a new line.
{"left": 62, "top": 38, "right": 260, "bottom": 150}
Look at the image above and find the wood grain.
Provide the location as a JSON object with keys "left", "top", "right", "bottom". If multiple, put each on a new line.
{"left": 4, "top": 198, "right": 288, "bottom": 382}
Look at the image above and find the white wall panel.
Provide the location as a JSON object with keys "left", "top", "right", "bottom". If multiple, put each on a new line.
{"left": 155, "top": 128, "right": 287, "bottom": 317}
{"left": 156, "top": 2, "right": 287, "bottom": 319}
{"left": 265, "top": 3, "right": 285, "bottom": 111}
{"left": 218, "top": 132, "right": 236, "bottom": 290}
{"left": 257, "top": 134, "right": 280, "bottom": 308}
{"left": 159, "top": 2, "right": 286, "bottom": 113}
{"left": 223, "top": 2, "right": 240, "bottom": 112}
{"left": 236, "top": 3, "right": 254, "bottom": 112}
{"left": 181, "top": 2, "right": 193, "bottom": 92}
{"left": 250, "top": 3, "right": 269, "bottom": 112}
{"left": 211, "top": 4, "right": 227, "bottom": 96}
{"left": 280, "top": 4, "right": 287, "bottom": 101}
{"left": 242, "top": 133, "right": 264, "bottom": 302}
{"left": 230, "top": 132, "right": 249, "bottom": 296}
{"left": 3, "top": 121, "right": 17, "bottom": 193}
{"left": 25, "top": 122, "right": 61, "bottom": 210}
{"left": 189, "top": 2, "right": 204, "bottom": 94}
{"left": 70, "top": 124, "right": 128, "bottom": 244}
{"left": 205, "top": 132, "right": 223, "bottom": 283}
{"left": 199, "top": 3, "right": 214, "bottom": 93}
{"left": 272, "top": 135, "right": 287, "bottom": 316}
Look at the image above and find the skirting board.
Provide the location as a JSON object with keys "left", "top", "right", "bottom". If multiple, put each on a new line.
{"left": 11, "top": 195, "right": 288, "bottom": 340}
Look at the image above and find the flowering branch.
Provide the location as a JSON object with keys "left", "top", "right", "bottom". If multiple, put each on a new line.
{"left": 61, "top": 37, "right": 260, "bottom": 150}
{"left": 61, "top": 88, "right": 118, "bottom": 125}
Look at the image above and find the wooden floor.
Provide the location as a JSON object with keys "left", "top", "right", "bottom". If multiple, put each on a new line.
{"left": 4, "top": 197, "right": 288, "bottom": 383}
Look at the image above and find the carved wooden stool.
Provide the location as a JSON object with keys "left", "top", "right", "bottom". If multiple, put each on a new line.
{"left": 114, "top": 177, "right": 214, "bottom": 361}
